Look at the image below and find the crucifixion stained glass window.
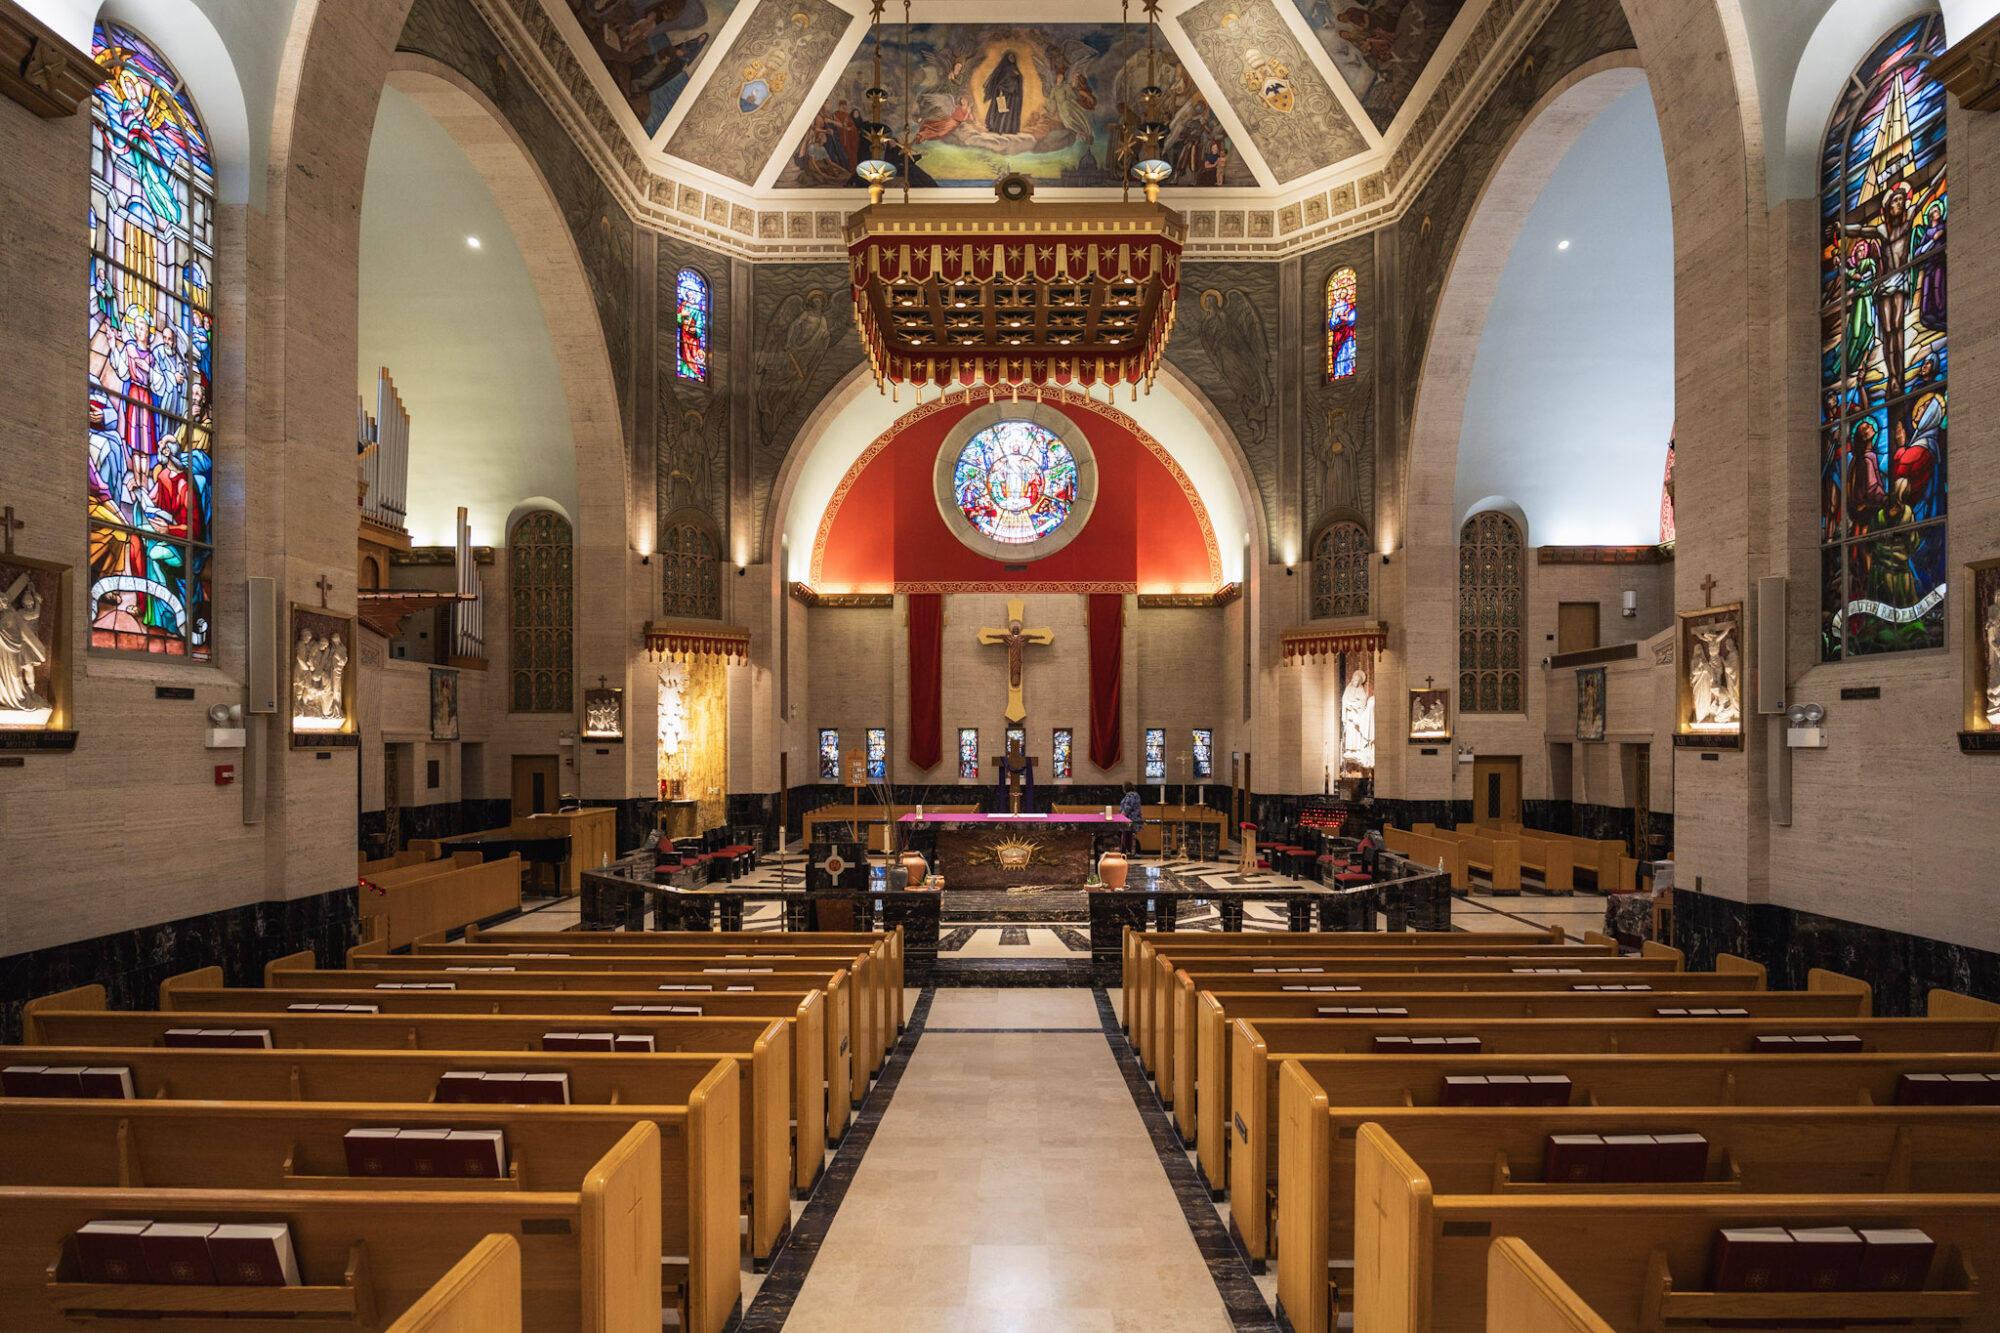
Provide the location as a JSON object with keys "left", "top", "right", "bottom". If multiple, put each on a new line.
{"left": 1311, "top": 521, "right": 1370, "bottom": 618}
{"left": 675, "top": 268, "right": 709, "bottom": 382}
{"left": 1458, "top": 511, "right": 1523, "bottom": 713}
{"left": 508, "top": 510, "right": 574, "bottom": 712}
{"left": 88, "top": 23, "right": 215, "bottom": 658}
{"left": 1325, "top": 267, "right": 1357, "bottom": 382}
{"left": 1819, "top": 16, "right": 1947, "bottom": 660}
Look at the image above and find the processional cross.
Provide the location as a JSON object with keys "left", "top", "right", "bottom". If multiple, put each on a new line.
{"left": 977, "top": 597, "right": 1053, "bottom": 724}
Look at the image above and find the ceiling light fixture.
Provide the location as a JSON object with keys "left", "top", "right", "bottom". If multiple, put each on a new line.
{"left": 465, "top": 236, "right": 482, "bottom": 249}
{"left": 1556, "top": 239, "right": 1570, "bottom": 251}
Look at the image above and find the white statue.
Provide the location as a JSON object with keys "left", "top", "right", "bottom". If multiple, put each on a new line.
{"left": 1341, "top": 664, "right": 1376, "bottom": 773}
{"left": 1690, "top": 624, "right": 1741, "bottom": 727}
{"left": 0, "top": 570, "right": 50, "bottom": 716}
{"left": 1984, "top": 587, "right": 2000, "bottom": 727}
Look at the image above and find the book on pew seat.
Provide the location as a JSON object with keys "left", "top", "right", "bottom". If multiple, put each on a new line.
{"left": 1444, "top": 1036, "right": 1482, "bottom": 1054}
{"left": 657, "top": 984, "right": 713, "bottom": 991}
{"left": 1599, "top": 1134, "right": 1658, "bottom": 1182}
{"left": 1857, "top": 1229, "right": 1936, "bottom": 1291}
{"left": 2, "top": 1063, "right": 46, "bottom": 1095}
{"left": 541, "top": 1032, "right": 614, "bottom": 1052}
{"left": 1946, "top": 1072, "right": 2000, "bottom": 1105}
{"left": 1897, "top": 1073, "right": 1951, "bottom": 1105}
{"left": 75, "top": 1220, "right": 153, "bottom": 1282}
{"left": 1439, "top": 1075, "right": 1486, "bottom": 1107}
{"left": 342, "top": 1127, "right": 402, "bottom": 1176}
{"left": 613, "top": 1034, "right": 656, "bottom": 1053}
{"left": 163, "top": 1028, "right": 209, "bottom": 1047}
{"left": 1543, "top": 1134, "right": 1605, "bottom": 1182}
{"left": 79, "top": 1067, "right": 135, "bottom": 1099}
{"left": 521, "top": 1073, "right": 570, "bottom": 1105}
{"left": 444, "top": 965, "right": 517, "bottom": 973}
{"left": 444, "top": 1129, "right": 507, "bottom": 1178}
{"left": 1655, "top": 1008, "right": 1690, "bottom": 1018}
{"left": 436, "top": 1071, "right": 489, "bottom": 1104}
{"left": 1372, "top": 1035, "right": 1412, "bottom": 1053}
{"left": 1653, "top": 1133, "right": 1710, "bottom": 1181}
{"left": 480, "top": 1074, "right": 527, "bottom": 1103}
{"left": 1789, "top": 1227, "right": 1864, "bottom": 1292}
{"left": 220, "top": 1029, "right": 273, "bottom": 1049}
{"left": 141, "top": 1222, "right": 219, "bottom": 1284}
{"left": 338, "top": 1004, "right": 380, "bottom": 1014}
{"left": 287, "top": 1003, "right": 323, "bottom": 1012}
{"left": 38, "top": 1066, "right": 88, "bottom": 1096}
{"left": 400, "top": 1128, "right": 452, "bottom": 1176}
{"left": 1286, "top": 985, "right": 1362, "bottom": 993}
{"left": 1710, "top": 1227, "right": 1797, "bottom": 1292}
{"left": 208, "top": 1223, "right": 301, "bottom": 1286}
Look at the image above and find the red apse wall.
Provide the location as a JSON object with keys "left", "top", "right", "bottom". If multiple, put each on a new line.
{"left": 811, "top": 395, "right": 1221, "bottom": 593}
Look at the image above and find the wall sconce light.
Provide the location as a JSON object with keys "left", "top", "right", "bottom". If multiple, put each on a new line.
{"left": 1621, "top": 589, "right": 1637, "bottom": 617}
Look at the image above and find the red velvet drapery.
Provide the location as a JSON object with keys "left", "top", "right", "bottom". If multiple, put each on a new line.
{"left": 907, "top": 593, "right": 944, "bottom": 770}
{"left": 1088, "top": 593, "right": 1123, "bottom": 770}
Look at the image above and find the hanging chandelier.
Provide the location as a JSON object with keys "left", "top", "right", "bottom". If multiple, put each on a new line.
{"left": 844, "top": 0, "right": 1183, "bottom": 397}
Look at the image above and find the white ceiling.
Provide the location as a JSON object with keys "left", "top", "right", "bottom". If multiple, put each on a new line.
{"left": 357, "top": 87, "right": 578, "bottom": 548}
{"left": 1454, "top": 83, "right": 1673, "bottom": 548}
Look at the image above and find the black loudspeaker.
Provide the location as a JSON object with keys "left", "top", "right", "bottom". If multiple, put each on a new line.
{"left": 805, "top": 842, "right": 870, "bottom": 892}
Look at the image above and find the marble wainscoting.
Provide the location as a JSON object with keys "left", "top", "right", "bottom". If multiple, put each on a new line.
{"left": 607, "top": 797, "right": 659, "bottom": 856}
{"left": 358, "top": 798, "right": 514, "bottom": 854}
{"left": 0, "top": 888, "right": 360, "bottom": 1043}
{"left": 1673, "top": 893, "right": 2000, "bottom": 1018}
{"left": 1372, "top": 797, "right": 1471, "bottom": 830}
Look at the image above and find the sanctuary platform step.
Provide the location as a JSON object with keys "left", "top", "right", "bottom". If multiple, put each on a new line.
{"left": 929, "top": 956, "right": 1095, "bottom": 987}
{"left": 938, "top": 888, "right": 1090, "bottom": 922}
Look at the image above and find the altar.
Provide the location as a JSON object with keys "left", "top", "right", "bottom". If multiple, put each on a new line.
{"left": 899, "top": 813, "right": 1127, "bottom": 889}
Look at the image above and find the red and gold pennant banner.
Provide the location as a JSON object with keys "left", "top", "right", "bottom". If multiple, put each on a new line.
{"left": 644, "top": 621, "right": 751, "bottom": 663}
{"left": 1281, "top": 624, "right": 1389, "bottom": 664}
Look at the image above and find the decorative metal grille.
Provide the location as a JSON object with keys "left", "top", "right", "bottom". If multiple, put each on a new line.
{"left": 1458, "top": 511, "right": 1523, "bottom": 713}
{"left": 1311, "top": 521, "right": 1370, "bottom": 618}
{"left": 509, "top": 510, "right": 574, "bottom": 713}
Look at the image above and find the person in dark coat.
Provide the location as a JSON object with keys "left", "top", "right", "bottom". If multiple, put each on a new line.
{"left": 983, "top": 52, "right": 1024, "bottom": 135}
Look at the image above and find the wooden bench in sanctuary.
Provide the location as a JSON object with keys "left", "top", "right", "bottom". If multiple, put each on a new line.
{"left": 0, "top": 1121, "right": 662, "bottom": 1333}
{"left": 386, "top": 1234, "right": 521, "bottom": 1333}
{"left": 1342, "top": 1124, "right": 2000, "bottom": 1333}
{"left": 358, "top": 853, "right": 524, "bottom": 950}
{"left": 0, "top": 1083, "right": 740, "bottom": 1333}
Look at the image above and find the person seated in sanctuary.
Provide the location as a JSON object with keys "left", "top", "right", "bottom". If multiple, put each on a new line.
{"left": 1118, "top": 782, "right": 1142, "bottom": 855}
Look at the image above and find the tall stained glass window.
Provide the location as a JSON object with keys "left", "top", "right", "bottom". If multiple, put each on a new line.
{"left": 508, "top": 510, "right": 574, "bottom": 712}
{"left": 1311, "top": 521, "right": 1370, "bottom": 618}
{"left": 674, "top": 268, "right": 709, "bottom": 382}
{"left": 958, "top": 728, "right": 979, "bottom": 780}
{"left": 1325, "top": 267, "right": 1357, "bottom": 382}
{"left": 1820, "top": 16, "right": 1947, "bottom": 660}
{"left": 1458, "top": 511, "right": 1523, "bottom": 713}
{"left": 661, "top": 516, "right": 720, "bottom": 618}
{"left": 1005, "top": 724, "right": 1025, "bottom": 753}
{"left": 88, "top": 24, "right": 215, "bottom": 658}
{"left": 1659, "top": 433, "right": 1677, "bottom": 545}
{"left": 866, "top": 727, "right": 886, "bottom": 781}
{"left": 1052, "top": 728, "right": 1073, "bottom": 779}
{"left": 1144, "top": 727, "right": 1166, "bottom": 782}
{"left": 818, "top": 728, "right": 840, "bottom": 781}
{"left": 1191, "top": 729, "right": 1214, "bottom": 780}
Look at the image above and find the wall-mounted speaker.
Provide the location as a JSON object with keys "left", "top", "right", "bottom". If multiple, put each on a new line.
{"left": 246, "top": 577, "right": 278, "bottom": 713}
{"left": 1756, "top": 575, "right": 1786, "bottom": 715}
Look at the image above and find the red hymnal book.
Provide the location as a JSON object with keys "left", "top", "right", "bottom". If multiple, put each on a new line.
{"left": 162, "top": 1029, "right": 209, "bottom": 1048}
{"left": 1789, "top": 1226, "right": 1863, "bottom": 1292}
{"left": 613, "top": 1034, "right": 656, "bottom": 1053}
{"left": 1896, "top": 1073, "right": 1951, "bottom": 1105}
{"left": 1486, "top": 1075, "right": 1533, "bottom": 1107}
{"left": 445, "top": 1129, "right": 507, "bottom": 1178}
{"left": 521, "top": 1073, "right": 570, "bottom": 1105}
{"left": 1438, "top": 1075, "right": 1486, "bottom": 1107}
{"left": 1751, "top": 1034, "right": 1795, "bottom": 1052}
{"left": 543, "top": 1032, "right": 617, "bottom": 1052}
{"left": 436, "top": 1072, "right": 489, "bottom": 1104}
{"left": 37, "top": 1066, "right": 88, "bottom": 1097}
{"left": 2, "top": 1064, "right": 46, "bottom": 1096}
{"left": 1528, "top": 1075, "right": 1573, "bottom": 1106}
{"left": 342, "top": 1127, "right": 401, "bottom": 1176}
{"left": 219, "top": 1030, "right": 274, "bottom": 1050}
{"left": 1372, "top": 1035, "right": 1412, "bottom": 1053}
{"left": 141, "top": 1222, "right": 219, "bottom": 1285}
{"left": 1857, "top": 1228, "right": 1936, "bottom": 1291}
{"left": 74, "top": 1219, "right": 152, "bottom": 1282}
{"left": 1709, "top": 1227, "right": 1797, "bottom": 1292}
{"left": 399, "top": 1128, "right": 452, "bottom": 1177}
{"left": 208, "top": 1223, "right": 301, "bottom": 1286}
{"left": 79, "top": 1067, "right": 135, "bottom": 1099}
{"left": 1542, "top": 1134, "right": 1605, "bottom": 1183}
{"left": 481, "top": 1073, "right": 528, "bottom": 1103}
{"left": 1598, "top": 1134, "right": 1659, "bottom": 1182}
{"left": 1652, "top": 1133, "right": 1710, "bottom": 1182}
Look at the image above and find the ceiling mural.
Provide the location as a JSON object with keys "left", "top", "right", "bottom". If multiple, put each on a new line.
{"left": 1291, "top": 0, "right": 1469, "bottom": 131}
{"left": 1177, "top": 0, "right": 1368, "bottom": 184}
{"left": 663, "top": 0, "right": 850, "bottom": 184}
{"left": 561, "top": 0, "right": 746, "bottom": 136}
{"left": 775, "top": 23, "right": 1241, "bottom": 190}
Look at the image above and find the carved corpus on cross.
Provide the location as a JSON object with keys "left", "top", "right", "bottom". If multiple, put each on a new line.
{"left": 977, "top": 597, "right": 1053, "bottom": 723}
{"left": 992, "top": 734, "right": 1036, "bottom": 814}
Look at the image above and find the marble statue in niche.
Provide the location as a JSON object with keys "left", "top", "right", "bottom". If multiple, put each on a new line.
{"left": 1341, "top": 661, "right": 1376, "bottom": 774}
{"left": 1689, "top": 624, "right": 1740, "bottom": 728}
{"left": 0, "top": 570, "right": 50, "bottom": 718}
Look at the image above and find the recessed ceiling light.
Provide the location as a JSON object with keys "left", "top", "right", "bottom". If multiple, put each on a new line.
{"left": 1556, "top": 239, "right": 1570, "bottom": 251}
{"left": 466, "top": 236, "right": 482, "bottom": 249}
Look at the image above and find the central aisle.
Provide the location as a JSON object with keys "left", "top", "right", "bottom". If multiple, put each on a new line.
{"left": 777, "top": 988, "right": 1242, "bottom": 1332}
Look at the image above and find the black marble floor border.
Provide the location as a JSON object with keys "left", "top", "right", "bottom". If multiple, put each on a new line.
{"left": 734, "top": 987, "right": 934, "bottom": 1332}
{"left": 1093, "top": 988, "right": 1281, "bottom": 1332}
{"left": 924, "top": 1026, "right": 1104, "bottom": 1033}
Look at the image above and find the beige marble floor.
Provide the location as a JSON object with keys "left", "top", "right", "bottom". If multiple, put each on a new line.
{"left": 780, "top": 989, "right": 1236, "bottom": 1332}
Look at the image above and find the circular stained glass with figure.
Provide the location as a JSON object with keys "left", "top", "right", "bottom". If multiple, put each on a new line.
{"left": 952, "top": 421, "right": 1079, "bottom": 545}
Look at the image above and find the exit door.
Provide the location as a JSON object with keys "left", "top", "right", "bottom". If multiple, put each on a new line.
{"left": 1472, "top": 756, "right": 1521, "bottom": 827}
{"left": 512, "top": 754, "right": 559, "bottom": 818}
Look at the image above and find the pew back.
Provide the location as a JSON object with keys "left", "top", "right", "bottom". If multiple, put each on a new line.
{"left": 386, "top": 1234, "right": 521, "bottom": 1333}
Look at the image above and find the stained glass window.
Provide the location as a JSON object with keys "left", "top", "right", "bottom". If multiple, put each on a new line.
{"left": 1192, "top": 729, "right": 1214, "bottom": 780}
{"left": 1005, "top": 724, "right": 1025, "bottom": 753}
{"left": 1052, "top": 728, "right": 1073, "bottom": 779}
{"left": 1820, "top": 16, "right": 1947, "bottom": 660}
{"left": 1458, "top": 511, "right": 1524, "bottom": 713}
{"left": 1659, "top": 433, "right": 1677, "bottom": 545}
{"left": 1144, "top": 727, "right": 1165, "bottom": 782}
{"left": 953, "top": 420, "right": 1079, "bottom": 544}
{"left": 88, "top": 24, "right": 215, "bottom": 658}
{"left": 1325, "top": 266, "right": 1357, "bottom": 382}
{"left": 1311, "top": 521, "right": 1370, "bottom": 618}
{"left": 818, "top": 728, "right": 840, "bottom": 781}
{"left": 508, "top": 510, "right": 574, "bottom": 712}
{"left": 674, "top": 268, "right": 709, "bottom": 382}
{"left": 866, "top": 727, "right": 886, "bottom": 781}
{"left": 958, "top": 728, "right": 979, "bottom": 780}
{"left": 661, "top": 517, "right": 720, "bottom": 618}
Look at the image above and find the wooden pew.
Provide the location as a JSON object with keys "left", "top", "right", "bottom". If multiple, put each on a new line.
{"left": 7, "top": 1042, "right": 792, "bottom": 1265}
{"left": 1343, "top": 1123, "right": 2000, "bottom": 1333}
{"left": 361, "top": 849, "right": 435, "bottom": 878}
{"left": 24, "top": 998, "right": 806, "bottom": 1219}
{"left": 0, "top": 1072, "right": 739, "bottom": 1333}
{"left": 1484, "top": 1238, "right": 1614, "bottom": 1333}
{"left": 388, "top": 1234, "right": 521, "bottom": 1333}
{"left": 1438, "top": 826, "right": 1522, "bottom": 895}
{"left": 1, "top": 1121, "right": 660, "bottom": 1333}
{"left": 162, "top": 977, "right": 853, "bottom": 1146}
{"left": 1498, "top": 822, "right": 1623, "bottom": 890}
{"left": 1236, "top": 1044, "right": 2000, "bottom": 1267}
{"left": 1384, "top": 827, "right": 1463, "bottom": 886}
{"left": 1512, "top": 830, "right": 1576, "bottom": 895}
{"left": 361, "top": 854, "right": 524, "bottom": 950}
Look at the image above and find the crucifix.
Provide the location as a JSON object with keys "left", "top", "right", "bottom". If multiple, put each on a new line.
{"left": 1699, "top": 573, "right": 1719, "bottom": 607}
{"left": 1423, "top": 675, "right": 1435, "bottom": 690}
{"left": 977, "top": 597, "right": 1053, "bottom": 723}
{"left": 1, "top": 505, "right": 22, "bottom": 557}
{"left": 315, "top": 574, "right": 333, "bottom": 608}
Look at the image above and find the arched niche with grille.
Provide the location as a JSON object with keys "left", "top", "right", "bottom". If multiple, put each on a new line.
{"left": 1310, "top": 518, "right": 1371, "bottom": 619}
{"left": 1458, "top": 510, "right": 1524, "bottom": 713}
{"left": 508, "top": 509, "right": 575, "bottom": 713}
{"left": 660, "top": 509, "right": 722, "bottom": 619}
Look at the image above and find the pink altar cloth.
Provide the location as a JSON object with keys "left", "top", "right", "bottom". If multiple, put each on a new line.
{"left": 896, "top": 813, "right": 1128, "bottom": 824}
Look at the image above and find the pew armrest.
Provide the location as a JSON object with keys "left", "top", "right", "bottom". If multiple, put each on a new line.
{"left": 580, "top": 1122, "right": 662, "bottom": 1333}
{"left": 384, "top": 1235, "right": 521, "bottom": 1333}
{"left": 21, "top": 985, "right": 105, "bottom": 1043}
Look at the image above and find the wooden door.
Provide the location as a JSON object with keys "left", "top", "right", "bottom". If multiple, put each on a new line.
{"left": 511, "top": 754, "right": 559, "bottom": 818}
{"left": 1557, "top": 602, "right": 1600, "bottom": 655}
{"left": 1472, "top": 756, "right": 1521, "bottom": 827}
